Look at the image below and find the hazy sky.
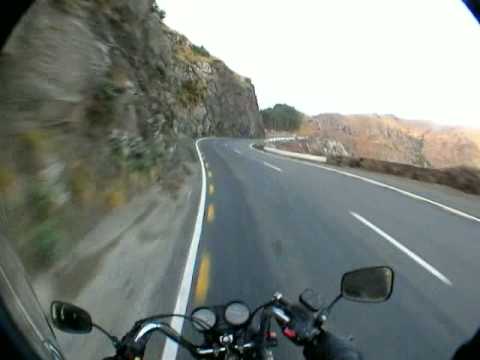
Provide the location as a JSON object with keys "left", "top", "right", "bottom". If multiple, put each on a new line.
{"left": 159, "top": 0, "right": 480, "bottom": 127}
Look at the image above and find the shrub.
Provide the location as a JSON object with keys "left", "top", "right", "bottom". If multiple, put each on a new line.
{"left": 159, "top": 9, "right": 166, "bottom": 20}
{"left": 109, "top": 132, "right": 160, "bottom": 174}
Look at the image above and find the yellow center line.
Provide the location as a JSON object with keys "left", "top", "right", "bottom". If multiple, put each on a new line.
{"left": 207, "top": 204, "right": 215, "bottom": 223}
{"left": 208, "top": 171, "right": 213, "bottom": 178}
{"left": 194, "top": 252, "right": 211, "bottom": 305}
{"left": 209, "top": 184, "right": 215, "bottom": 195}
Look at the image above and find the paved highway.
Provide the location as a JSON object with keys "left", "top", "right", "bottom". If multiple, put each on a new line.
{"left": 175, "top": 138, "right": 480, "bottom": 360}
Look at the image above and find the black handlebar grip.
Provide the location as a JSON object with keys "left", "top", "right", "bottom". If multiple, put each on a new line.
{"left": 303, "top": 332, "right": 362, "bottom": 360}
{"left": 277, "top": 296, "right": 291, "bottom": 308}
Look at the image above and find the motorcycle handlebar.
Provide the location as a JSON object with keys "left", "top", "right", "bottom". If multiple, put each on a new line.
{"left": 196, "top": 342, "right": 255, "bottom": 355}
{"left": 272, "top": 306, "right": 291, "bottom": 324}
{"left": 131, "top": 321, "right": 257, "bottom": 357}
{"left": 132, "top": 321, "right": 198, "bottom": 355}
{"left": 129, "top": 296, "right": 299, "bottom": 358}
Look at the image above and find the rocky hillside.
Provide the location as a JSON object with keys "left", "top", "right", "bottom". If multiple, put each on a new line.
{"left": 0, "top": 0, "right": 263, "bottom": 272}
{"left": 301, "top": 114, "right": 480, "bottom": 169}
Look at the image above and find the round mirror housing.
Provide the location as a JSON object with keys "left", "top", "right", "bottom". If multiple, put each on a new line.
{"left": 50, "top": 301, "right": 93, "bottom": 334}
{"left": 341, "top": 266, "right": 394, "bottom": 303}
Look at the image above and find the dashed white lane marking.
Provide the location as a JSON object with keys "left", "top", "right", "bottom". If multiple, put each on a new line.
{"left": 234, "top": 149, "right": 242, "bottom": 155}
{"left": 351, "top": 211, "right": 453, "bottom": 286}
{"left": 249, "top": 143, "right": 480, "bottom": 225}
{"left": 263, "top": 161, "right": 282, "bottom": 172}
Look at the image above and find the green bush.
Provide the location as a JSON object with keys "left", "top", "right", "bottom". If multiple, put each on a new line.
{"left": 28, "top": 184, "right": 55, "bottom": 222}
{"left": 261, "top": 104, "right": 304, "bottom": 131}
{"left": 87, "top": 79, "right": 122, "bottom": 128}
{"left": 31, "top": 220, "right": 63, "bottom": 266}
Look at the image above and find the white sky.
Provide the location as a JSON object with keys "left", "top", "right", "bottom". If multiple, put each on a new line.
{"left": 159, "top": 0, "right": 480, "bottom": 128}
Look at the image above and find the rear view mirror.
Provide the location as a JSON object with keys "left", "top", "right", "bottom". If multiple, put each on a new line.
{"left": 51, "top": 301, "right": 93, "bottom": 334}
{"left": 341, "top": 267, "right": 394, "bottom": 303}
{"left": 300, "top": 289, "right": 324, "bottom": 311}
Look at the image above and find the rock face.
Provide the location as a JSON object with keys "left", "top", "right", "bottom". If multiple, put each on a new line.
{"left": 0, "top": 0, "right": 264, "bottom": 139}
{"left": 274, "top": 137, "right": 349, "bottom": 157}
{"left": 0, "top": 0, "right": 263, "bottom": 273}
{"left": 304, "top": 114, "right": 480, "bottom": 169}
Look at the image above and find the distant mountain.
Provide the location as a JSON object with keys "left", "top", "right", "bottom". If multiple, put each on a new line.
{"left": 302, "top": 114, "right": 480, "bottom": 168}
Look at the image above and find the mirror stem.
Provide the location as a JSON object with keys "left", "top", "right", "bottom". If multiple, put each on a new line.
{"left": 93, "top": 324, "right": 120, "bottom": 349}
{"left": 322, "top": 294, "right": 342, "bottom": 318}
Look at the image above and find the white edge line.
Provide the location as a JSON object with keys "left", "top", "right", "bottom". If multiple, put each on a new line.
{"left": 161, "top": 138, "right": 207, "bottom": 360}
{"left": 249, "top": 143, "right": 480, "bottom": 224}
{"left": 263, "top": 161, "right": 282, "bottom": 172}
{"left": 350, "top": 211, "right": 452, "bottom": 286}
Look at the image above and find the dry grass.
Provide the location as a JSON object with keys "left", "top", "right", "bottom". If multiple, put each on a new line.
{"left": 177, "top": 79, "right": 207, "bottom": 108}
{"left": 70, "top": 162, "right": 96, "bottom": 206}
{"left": 296, "top": 121, "right": 316, "bottom": 137}
{"left": 104, "top": 189, "right": 126, "bottom": 210}
{"left": 175, "top": 43, "right": 213, "bottom": 65}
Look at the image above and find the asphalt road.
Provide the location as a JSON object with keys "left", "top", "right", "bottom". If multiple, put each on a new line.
{"left": 177, "top": 138, "right": 480, "bottom": 360}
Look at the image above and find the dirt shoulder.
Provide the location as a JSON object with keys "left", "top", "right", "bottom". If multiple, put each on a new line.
{"left": 34, "top": 161, "right": 202, "bottom": 360}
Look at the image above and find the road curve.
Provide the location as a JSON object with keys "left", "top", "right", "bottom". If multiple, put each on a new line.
{"left": 177, "top": 138, "right": 480, "bottom": 360}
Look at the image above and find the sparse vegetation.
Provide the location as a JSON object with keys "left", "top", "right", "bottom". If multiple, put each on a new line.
{"left": 30, "top": 220, "right": 64, "bottom": 268}
{"left": 175, "top": 42, "right": 213, "bottom": 65}
{"left": 104, "top": 188, "right": 126, "bottom": 210}
{"left": 70, "top": 163, "right": 95, "bottom": 205}
{"left": 28, "top": 183, "right": 55, "bottom": 222}
{"left": 152, "top": 2, "right": 166, "bottom": 20}
{"left": 159, "top": 10, "right": 166, "bottom": 21}
{"left": 191, "top": 45, "right": 210, "bottom": 58}
{"left": 109, "top": 132, "right": 161, "bottom": 174}
{"left": 17, "top": 130, "right": 49, "bottom": 153}
{"left": 0, "top": 167, "right": 16, "bottom": 193}
{"left": 296, "top": 121, "right": 316, "bottom": 137}
{"left": 87, "top": 77, "right": 122, "bottom": 128}
{"left": 177, "top": 79, "right": 207, "bottom": 108}
{"left": 261, "top": 104, "right": 303, "bottom": 131}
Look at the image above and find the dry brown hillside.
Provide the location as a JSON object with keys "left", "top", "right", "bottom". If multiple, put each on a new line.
{"left": 302, "top": 114, "right": 480, "bottom": 168}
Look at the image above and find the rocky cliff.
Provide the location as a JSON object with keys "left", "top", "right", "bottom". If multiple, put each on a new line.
{"left": 0, "top": 0, "right": 263, "bottom": 272}
{"left": 302, "top": 114, "right": 480, "bottom": 169}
